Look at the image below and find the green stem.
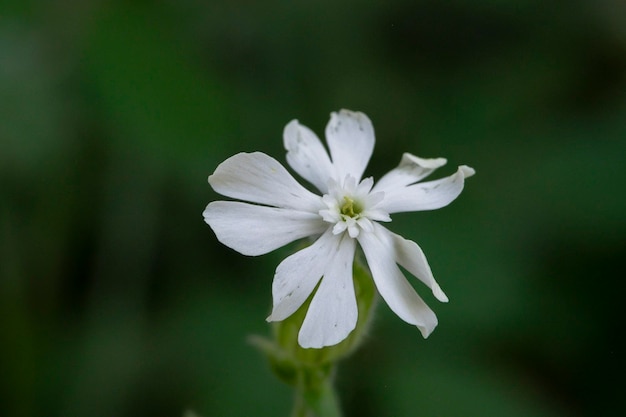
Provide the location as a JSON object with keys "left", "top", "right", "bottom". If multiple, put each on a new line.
{"left": 291, "top": 365, "right": 342, "bottom": 417}
{"left": 291, "top": 389, "right": 310, "bottom": 417}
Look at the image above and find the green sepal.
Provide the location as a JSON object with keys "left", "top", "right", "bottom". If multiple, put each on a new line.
{"left": 249, "top": 257, "right": 377, "bottom": 416}
{"left": 272, "top": 256, "right": 376, "bottom": 365}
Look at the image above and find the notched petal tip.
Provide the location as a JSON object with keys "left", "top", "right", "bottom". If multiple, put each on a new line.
{"left": 418, "top": 320, "right": 437, "bottom": 338}
{"left": 207, "top": 151, "right": 256, "bottom": 189}
{"left": 265, "top": 313, "right": 279, "bottom": 323}
{"left": 282, "top": 119, "right": 300, "bottom": 148}
{"left": 325, "top": 109, "right": 375, "bottom": 183}
{"left": 334, "top": 108, "right": 367, "bottom": 119}
{"left": 459, "top": 165, "right": 476, "bottom": 178}
{"left": 432, "top": 285, "right": 449, "bottom": 303}
{"left": 401, "top": 153, "right": 447, "bottom": 169}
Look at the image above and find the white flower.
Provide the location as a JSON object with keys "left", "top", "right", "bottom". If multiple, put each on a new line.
{"left": 203, "top": 110, "right": 475, "bottom": 348}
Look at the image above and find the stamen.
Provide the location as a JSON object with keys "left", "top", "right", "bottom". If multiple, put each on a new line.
{"left": 340, "top": 196, "right": 363, "bottom": 218}
{"left": 341, "top": 197, "right": 356, "bottom": 217}
{"left": 320, "top": 176, "right": 391, "bottom": 239}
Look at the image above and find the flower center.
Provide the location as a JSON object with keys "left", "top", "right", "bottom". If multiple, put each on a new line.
{"left": 340, "top": 196, "right": 362, "bottom": 219}
{"left": 318, "top": 176, "right": 390, "bottom": 239}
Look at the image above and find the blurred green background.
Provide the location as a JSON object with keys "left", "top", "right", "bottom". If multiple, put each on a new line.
{"left": 1, "top": 0, "right": 625, "bottom": 416}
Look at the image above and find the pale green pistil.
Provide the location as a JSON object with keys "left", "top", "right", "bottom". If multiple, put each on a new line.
{"left": 340, "top": 196, "right": 362, "bottom": 219}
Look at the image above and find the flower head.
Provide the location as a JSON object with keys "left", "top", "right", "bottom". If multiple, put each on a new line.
{"left": 204, "top": 110, "right": 474, "bottom": 348}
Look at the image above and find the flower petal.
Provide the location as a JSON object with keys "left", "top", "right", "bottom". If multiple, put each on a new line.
{"left": 203, "top": 201, "right": 327, "bottom": 256}
{"left": 325, "top": 110, "right": 375, "bottom": 182}
{"left": 372, "top": 153, "right": 448, "bottom": 193}
{"left": 378, "top": 165, "right": 475, "bottom": 214}
{"left": 283, "top": 120, "right": 335, "bottom": 193}
{"left": 209, "top": 152, "right": 322, "bottom": 211}
{"left": 387, "top": 230, "right": 448, "bottom": 302}
{"left": 358, "top": 225, "right": 438, "bottom": 338}
{"left": 267, "top": 230, "right": 340, "bottom": 322}
{"left": 298, "top": 235, "right": 358, "bottom": 348}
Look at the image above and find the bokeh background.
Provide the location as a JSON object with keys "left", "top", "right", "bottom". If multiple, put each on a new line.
{"left": 1, "top": 0, "right": 625, "bottom": 416}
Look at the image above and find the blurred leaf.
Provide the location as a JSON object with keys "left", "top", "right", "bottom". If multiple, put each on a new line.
{"left": 0, "top": 23, "right": 69, "bottom": 176}
{"left": 83, "top": 3, "right": 235, "bottom": 173}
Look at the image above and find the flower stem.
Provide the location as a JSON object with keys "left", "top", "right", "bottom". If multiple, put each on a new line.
{"left": 291, "top": 365, "right": 342, "bottom": 417}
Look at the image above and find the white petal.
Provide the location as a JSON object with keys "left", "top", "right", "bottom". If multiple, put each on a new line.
{"left": 267, "top": 230, "right": 340, "bottom": 321}
{"left": 298, "top": 235, "right": 358, "bottom": 348}
{"left": 355, "top": 176, "right": 374, "bottom": 195}
{"left": 283, "top": 120, "right": 335, "bottom": 193}
{"left": 209, "top": 152, "right": 322, "bottom": 212}
{"left": 203, "top": 201, "right": 327, "bottom": 256}
{"left": 379, "top": 165, "right": 475, "bottom": 214}
{"left": 325, "top": 110, "right": 375, "bottom": 182}
{"left": 386, "top": 230, "right": 448, "bottom": 302}
{"left": 372, "top": 153, "right": 448, "bottom": 193}
{"left": 358, "top": 225, "right": 438, "bottom": 338}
